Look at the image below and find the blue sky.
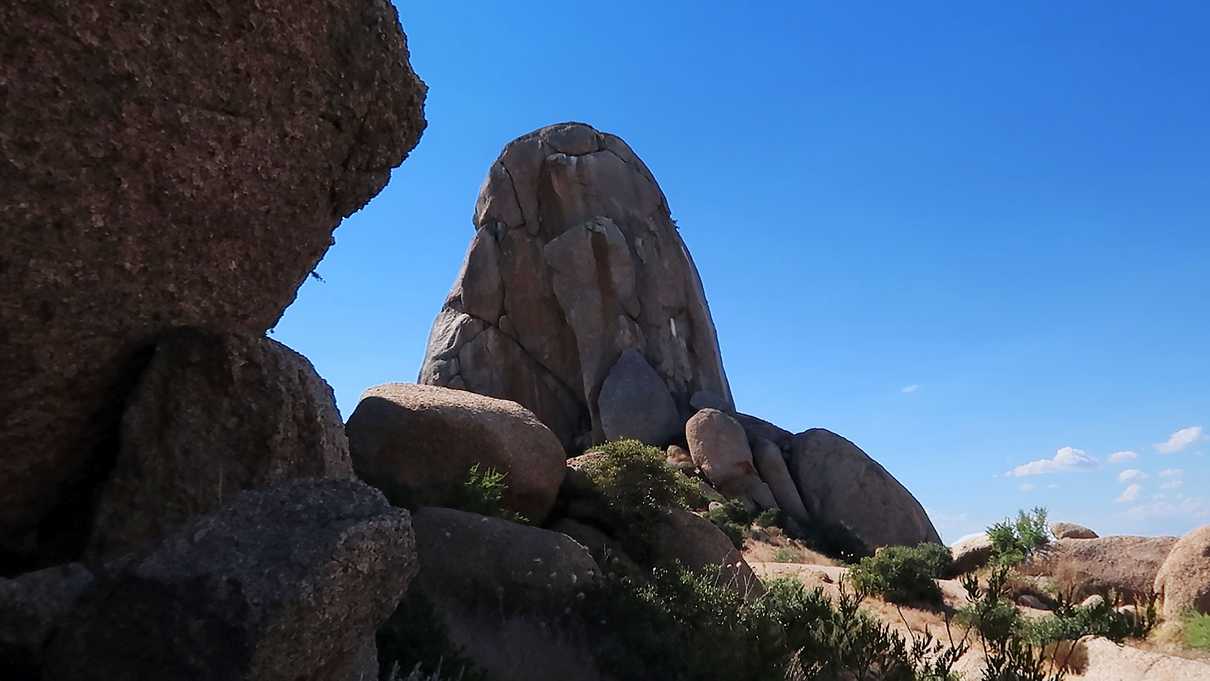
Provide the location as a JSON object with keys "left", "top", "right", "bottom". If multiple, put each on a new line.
{"left": 275, "top": 2, "right": 1210, "bottom": 542}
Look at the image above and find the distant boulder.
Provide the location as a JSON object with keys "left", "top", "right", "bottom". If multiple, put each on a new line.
{"left": 788, "top": 429, "right": 941, "bottom": 552}
{"left": 347, "top": 383, "right": 566, "bottom": 522}
{"left": 1050, "top": 522, "right": 1098, "bottom": 540}
{"left": 948, "top": 532, "right": 995, "bottom": 576}
{"left": 417, "top": 122, "right": 733, "bottom": 448}
{"left": 1022, "top": 535, "right": 1177, "bottom": 602}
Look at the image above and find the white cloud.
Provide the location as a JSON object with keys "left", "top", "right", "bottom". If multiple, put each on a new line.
{"left": 950, "top": 531, "right": 987, "bottom": 548}
{"left": 901, "top": 384, "right": 920, "bottom": 394}
{"left": 1019, "top": 482, "right": 1037, "bottom": 492}
{"left": 1117, "top": 484, "right": 1142, "bottom": 503}
{"left": 1108, "top": 450, "right": 1138, "bottom": 464}
{"left": 1159, "top": 468, "right": 1184, "bottom": 478}
{"left": 1006, "top": 446, "right": 1098, "bottom": 477}
{"left": 1124, "top": 496, "right": 1210, "bottom": 522}
{"left": 1161, "top": 479, "right": 1184, "bottom": 490}
{"left": 1117, "top": 469, "right": 1148, "bottom": 483}
{"left": 1155, "top": 426, "right": 1204, "bottom": 454}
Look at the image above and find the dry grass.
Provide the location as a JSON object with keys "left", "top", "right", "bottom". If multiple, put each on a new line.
{"left": 743, "top": 525, "right": 840, "bottom": 566}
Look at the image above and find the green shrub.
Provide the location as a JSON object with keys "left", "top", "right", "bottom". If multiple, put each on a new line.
{"left": 848, "top": 543, "right": 952, "bottom": 606}
{"left": 1184, "top": 612, "right": 1210, "bottom": 651}
{"left": 957, "top": 566, "right": 1066, "bottom": 680}
{"left": 706, "top": 499, "right": 753, "bottom": 550}
{"left": 1024, "top": 592, "right": 1156, "bottom": 646}
{"left": 580, "top": 564, "right": 963, "bottom": 681}
{"left": 577, "top": 439, "right": 698, "bottom": 559}
{"left": 772, "top": 546, "right": 805, "bottom": 563}
{"left": 450, "top": 463, "right": 528, "bottom": 524}
{"left": 987, "top": 507, "right": 1049, "bottom": 566}
{"left": 754, "top": 508, "right": 780, "bottom": 528}
{"left": 376, "top": 591, "right": 486, "bottom": 681}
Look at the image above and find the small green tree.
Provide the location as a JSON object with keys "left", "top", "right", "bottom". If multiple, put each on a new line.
{"left": 987, "top": 507, "right": 1049, "bottom": 566}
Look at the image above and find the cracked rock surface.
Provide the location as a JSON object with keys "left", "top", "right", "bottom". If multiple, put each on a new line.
{"left": 418, "top": 122, "right": 731, "bottom": 449}
{"left": 0, "top": 0, "right": 426, "bottom": 563}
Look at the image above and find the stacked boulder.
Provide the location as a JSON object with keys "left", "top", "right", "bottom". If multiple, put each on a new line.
{"left": 0, "top": 1, "right": 428, "bottom": 678}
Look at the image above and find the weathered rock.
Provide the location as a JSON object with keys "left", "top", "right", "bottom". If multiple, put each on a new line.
{"left": 948, "top": 533, "right": 995, "bottom": 577}
{"left": 788, "top": 429, "right": 941, "bottom": 552}
{"left": 0, "top": 563, "right": 94, "bottom": 679}
{"left": 751, "top": 437, "right": 810, "bottom": 523}
{"left": 1017, "top": 593, "right": 1050, "bottom": 610}
{"left": 686, "top": 409, "right": 762, "bottom": 497}
{"left": 598, "top": 350, "right": 681, "bottom": 445}
{"left": 418, "top": 123, "right": 733, "bottom": 448}
{"left": 1022, "top": 536, "right": 1177, "bottom": 602}
{"left": 1081, "top": 594, "right": 1106, "bottom": 609}
{"left": 0, "top": 0, "right": 426, "bottom": 560}
{"left": 347, "top": 383, "right": 566, "bottom": 523}
{"left": 665, "top": 444, "right": 695, "bottom": 472}
{"left": 650, "top": 509, "right": 762, "bottom": 598}
{"left": 690, "top": 390, "right": 731, "bottom": 413}
{"left": 735, "top": 413, "right": 794, "bottom": 449}
{"left": 1154, "top": 524, "right": 1210, "bottom": 618}
{"left": 86, "top": 330, "right": 352, "bottom": 561}
{"left": 46, "top": 480, "right": 416, "bottom": 681}
{"left": 409, "top": 507, "right": 599, "bottom": 613}
{"left": 1051, "top": 522, "right": 1099, "bottom": 540}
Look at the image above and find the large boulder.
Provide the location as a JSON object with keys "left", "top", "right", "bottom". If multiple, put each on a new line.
{"left": 1022, "top": 536, "right": 1177, "bottom": 602}
{"left": 1155, "top": 524, "right": 1210, "bottom": 618}
{"left": 86, "top": 330, "right": 352, "bottom": 561}
{"left": 347, "top": 383, "right": 566, "bottom": 523}
{"left": 1051, "top": 522, "right": 1098, "bottom": 540}
{"left": 0, "top": 563, "right": 94, "bottom": 679}
{"left": 751, "top": 437, "right": 810, "bottom": 524}
{"left": 686, "top": 409, "right": 775, "bottom": 509}
{"left": 650, "top": 509, "right": 762, "bottom": 598}
{"left": 948, "top": 533, "right": 995, "bottom": 577}
{"left": 597, "top": 349, "right": 681, "bottom": 446}
{"left": 788, "top": 429, "right": 941, "bottom": 552}
{"left": 417, "top": 123, "right": 733, "bottom": 449}
{"left": 45, "top": 480, "right": 416, "bottom": 681}
{"left": 0, "top": 0, "right": 426, "bottom": 561}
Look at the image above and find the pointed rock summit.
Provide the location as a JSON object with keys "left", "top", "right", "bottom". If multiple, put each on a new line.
{"left": 419, "top": 122, "right": 732, "bottom": 448}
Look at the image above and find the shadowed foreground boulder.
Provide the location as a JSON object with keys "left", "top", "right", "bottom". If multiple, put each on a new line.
{"left": 0, "top": 0, "right": 426, "bottom": 563}
{"left": 46, "top": 480, "right": 416, "bottom": 681}
{"left": 347, "top": 383, "right": 567, "bottom": 523}
{"left": 0, "top": 563, "right": 93, "bottom": 679}
{"left": 86, "top": 330, "right": 352, "bottom": 562}
{"left": 789, "top": 428, "right": 941, "bottom": 552}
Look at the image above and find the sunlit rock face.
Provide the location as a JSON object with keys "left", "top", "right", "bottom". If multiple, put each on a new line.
{"left": 418, "top": 122, "right": 733, "bottom": 450}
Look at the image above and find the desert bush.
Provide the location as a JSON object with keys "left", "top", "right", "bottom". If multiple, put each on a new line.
{"left": 754, "top": 508, "right": 781, "bottom": 528}
{"left": 848, "top": 543, "right": 952, "bottom": 606}
{"left": 376, "top": 591, "right": 486, "bottom": 681}
{"left": 577, "top": 438, "right": 698, "bottom": 560}
{"left": 773, "top": 546, "right": 806, "bottom": 563}
{"left": 987, "top": 507, "right": 1049, "bottom": 566}
{"left": 450, "top": 463, "right": 528, "bottom": 524}
{"left": 706, "top": 499, "right": 753, "bottom": 550}
{"left": 1024, "top": 591, "right": 1156, "bottom": 646}
{"left": 1184, "top": 612, "right": 1210, "bottom": 651}
{"left": 581, "top": 563, "right": 963, "bottom": 681}
{"left": 958, "top": 566, "right": 1068, "bottom": 680}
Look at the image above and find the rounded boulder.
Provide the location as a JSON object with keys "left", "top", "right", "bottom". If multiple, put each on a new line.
{"left": 1155, "top": 524, "right": 1210, "bottom": 618}
{"left": 346, "top": 383, "right": 566, "bottom": 522}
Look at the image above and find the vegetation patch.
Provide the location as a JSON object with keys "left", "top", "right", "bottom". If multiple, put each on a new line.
{"left": 987, "top": 507, "right": 1050, "bottom": 566}
{"left": 450, "top": 463, "right": 528, "bottom": 524}
{"left": 1183, "top": 612, "right": 1210, "bottom": 651}
{"left": 706, "top": 498, "right": 753, "bottom": 550}
{"left": 377, "top": 591, "right": 487, "bottom": 681}
{"left": 848, "top": 543, "right": 952, "bottom": 606}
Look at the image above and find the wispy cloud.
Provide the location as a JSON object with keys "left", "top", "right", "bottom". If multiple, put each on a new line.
{"left": 1117, "top": 483, "right": 1142, "bottom": 503}
{"left": 1118, "top": 469, "right": 1147, "bottom": 483}
{"left": 901, "top": 384, "right": 920, "bottom": 394}
{"left": 1155, "top": 426, "right": 1203, "bottom": 454}
{"left": 1159, "top": 468, "right": 1183, "bottom": 478}
{"left": 1161, "top": 479, "right": 1184, "bottom": 490}
{"left": 1124, "top": 496, "right": 1210, "bottom": 522}
{"left": 1019, "top": 482, "right": 1037, "bottom": 492}
{"left": 1107, "top": 450, "right": 1138, "bottom": 464}
{"left": 1006, "top": 446, "right": 1098, "bottom": 477}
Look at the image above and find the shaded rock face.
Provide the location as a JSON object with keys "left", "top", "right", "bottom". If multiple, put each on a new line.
{"left": 789, "top": 429, "right": 941, "bottom": 552}
{"left": 1154, "top": 524, "right": 1210, "bottom": 618}
{"left": 85, "top": 330, "right": 352, "bottom": 562}
{"left": 0, "top": 563, "right": 94, "bottom": 679}
{"left": 650, "top": 509, "right": 762, "bottom": 599}
{"left": 346, "top": 383, "right": 566, "bottom": 523}
{"left": 46, "top": 480, "right": 416, "bottom": 681}
{"left": 0, "top": 0, "right": 427, "bottom": 561}
{"left": 948, "top": 533, "right": 995, "bottom": 577}
{"left": 418, "top": 122, "right": 732, "bottom": 449}
{"left": 751, "top": 437, "right": 809, "bottom": 524}
{"left": 1022, "top": 535, "right": 1177, "bottom": 602}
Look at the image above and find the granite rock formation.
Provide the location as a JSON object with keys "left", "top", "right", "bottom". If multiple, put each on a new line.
{"left": 418, "top": 122, "right": 732, "bottom": 449}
